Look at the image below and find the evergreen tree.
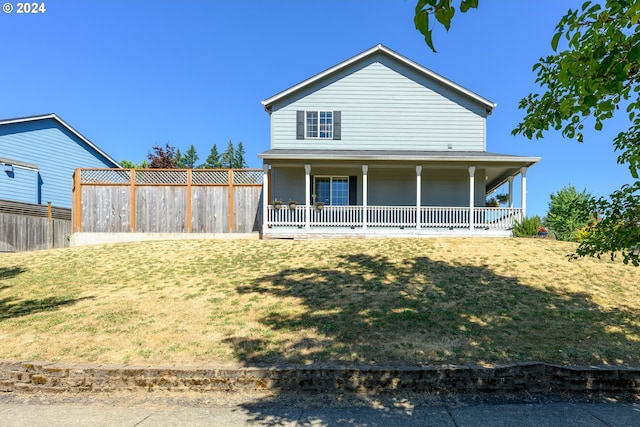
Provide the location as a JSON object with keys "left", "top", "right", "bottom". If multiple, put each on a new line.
{"left": 182, "top": 144, "right": 199, "bottom": 169}
{"left": 233, "top": 141, "right": 247, "bottom": 168}
{"left": 221, "top": 140, "right": 235, "bottom": 169}
{"left": 203, "top": 144, "right": 221, "bottom": 168}
{"left": 174, "top": 148, "right": 185, "bottom": 168}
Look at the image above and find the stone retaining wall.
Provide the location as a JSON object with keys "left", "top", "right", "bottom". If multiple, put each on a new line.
{"left": 1, "top": 361, "right": 639, "bottom": 398}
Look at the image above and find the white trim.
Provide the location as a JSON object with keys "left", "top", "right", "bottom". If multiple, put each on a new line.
{"left": 468, "top": 166, "right": 476, "bottom": 230}
{"left": 262, "top": 44, "right": 496, "bottom": 113}
{"left": 0, "top": 114, "right": 121, "bottom": 168}
{"left": 362, "top": 164, "right": 368, "bottom": 229}
{"left": 0, "top": 157, "right": 38, "bottom": 171}
{"left": 259, "top": 149, "right": 540, "bottom": 165}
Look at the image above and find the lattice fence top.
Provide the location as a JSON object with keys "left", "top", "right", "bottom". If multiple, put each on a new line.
{"left": 78, "top": 168, "right": 263, "bottom": 185}
{"left": 192, "top": 170, "right": 230, "bottom": 185}
{"left": 233, "top": 170, "right": 264, "bottom": 185}
{"left": 135, "top": 169, "right": 188, "bottom": 185}
{"left": 80, "top": 169, "right": 131, "bottom": 184}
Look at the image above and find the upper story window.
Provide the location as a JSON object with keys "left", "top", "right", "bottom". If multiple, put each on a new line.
{"left": 296, "top": 110, "right": 341, "bottom": 140}
{"left": 306, "top": 111, "right": 332, "bottom": 139}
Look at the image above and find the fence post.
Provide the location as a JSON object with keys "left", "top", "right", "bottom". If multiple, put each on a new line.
{"left": 47, "top": 201, "right": 53, "bottom": 249}
{"left": 74, "top": 169, "right": 82, "bottom": 233}
{"left": 186, "top": 169, "right": 192, "bottom": 233}
{"left": 130, "top": 169, "right": 136, "bottom": 232}
{"left": 228, "top": 169, "right": 234, "bottom": 233}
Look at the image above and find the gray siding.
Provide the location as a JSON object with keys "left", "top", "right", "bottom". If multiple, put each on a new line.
{"left": 270, "top": 55, "right": 487, "bottom": 152}
{"left": 270, "top": 165, "right": 486, "bottom": 207}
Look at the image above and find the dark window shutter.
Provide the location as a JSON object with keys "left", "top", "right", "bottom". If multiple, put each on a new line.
{"left": 309, "top": 175, "right": 314, "bottom": 204}
{"left": 333, "top": 111, "right": 341, "bottom": 140}
{"left": 296, "top": 111, "right": 304, "bottom": 139}
{"left": 349, "top": 176, "right": 357, "bottom": 205}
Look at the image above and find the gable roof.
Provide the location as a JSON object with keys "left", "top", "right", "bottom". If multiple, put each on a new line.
{"left": 0, "top": 113, "right": 121, "bottom": 168}
{"left": 262, "top": 44, "right": 497, "bottom": 114}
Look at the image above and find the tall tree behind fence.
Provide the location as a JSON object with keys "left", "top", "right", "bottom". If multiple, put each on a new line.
{"left": 0, "top": 200, "right": 71, "bottom": 252}
{"left": 73, "top": 169, "right": 263, "bottom": 234}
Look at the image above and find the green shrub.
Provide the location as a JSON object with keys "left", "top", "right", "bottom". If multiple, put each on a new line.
{"left": 513, "top": 215, "right": 542, "bottom": 237}
{"left": 545, "top": 185, "right": 593, "bottom": 241}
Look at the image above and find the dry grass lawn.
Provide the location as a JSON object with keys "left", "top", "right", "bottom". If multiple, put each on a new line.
{"left": 1, "top": 238, "right": 639, "bottom": 368}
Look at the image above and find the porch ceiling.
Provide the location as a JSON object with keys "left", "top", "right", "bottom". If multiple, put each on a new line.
{"left": 259, "top": 149, "right": 540, "bottom": 193}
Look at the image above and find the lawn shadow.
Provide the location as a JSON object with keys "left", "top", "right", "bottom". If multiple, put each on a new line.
{"left": 231, "top": 253, "right": 640, "bottom": 423}
{"left": 0, "top": 266, "right": 27, "bottom": 281}
{"left": 0, "top": 295, "right": 94, "bottom": 321}
{"left": 228, "top": 253, "right": 640, "bottom": 367}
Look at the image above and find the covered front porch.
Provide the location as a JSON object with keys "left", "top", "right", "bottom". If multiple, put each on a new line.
{"left": 258, "top": 150, "right": 539, "bottom": 239}
{"left": 265, "top": 205, "right": 520, "bottom": 238}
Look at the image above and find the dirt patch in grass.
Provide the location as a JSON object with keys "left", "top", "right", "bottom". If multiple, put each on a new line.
{"left": 1, "top": 238, "right": 639, "bottom": 367}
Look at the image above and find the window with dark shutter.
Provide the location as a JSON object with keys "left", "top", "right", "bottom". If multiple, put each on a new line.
{"left": 333, "top": 111, "right": 341, "bottom": 140}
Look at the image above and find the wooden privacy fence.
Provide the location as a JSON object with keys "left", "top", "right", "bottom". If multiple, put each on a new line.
{"left": 72, "top": 168, "right": 264, "bottom": 234}
{"left": 0, "top": 199, "right": 71, "bottom": 252}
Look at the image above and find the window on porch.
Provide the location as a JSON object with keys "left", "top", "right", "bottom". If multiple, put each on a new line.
{"left": 314, "top": 176, "right": 348, "bottom": 205}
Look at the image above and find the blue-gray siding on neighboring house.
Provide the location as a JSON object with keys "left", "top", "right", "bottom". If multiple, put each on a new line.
{"left": 0, "top": 163, "right": 39, "bottom": 204}
{"left": 269, "top": 54, "right": 488, "bottom": 152}
{"left": 0, "top": 116, "right": 119, "bottom": 208}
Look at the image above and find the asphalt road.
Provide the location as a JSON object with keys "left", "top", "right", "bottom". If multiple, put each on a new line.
{"left": 1, "top": 393, "right": 639, "bottom": 426}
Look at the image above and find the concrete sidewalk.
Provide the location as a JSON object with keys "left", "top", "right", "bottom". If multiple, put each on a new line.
{"left": 1, "top": 400, "right": 639, "bottom": 426}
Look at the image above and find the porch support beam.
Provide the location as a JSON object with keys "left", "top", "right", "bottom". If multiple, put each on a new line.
{"left": 468, "top": 166, "right": 476, "bottom": 230}
{"left": 305, "top": 164, "right": 311, "bottom": 229}
{"left": 362, "top": 164, "right": 368, "bottom": 229}
{"left": 262, "top": 163, "right": 269, "bottom": 233}
{"left": 416, "top": 165, "right": 422, "bottom": 229}
{"left": 521, "top": 167, "right": 528, "bottom": 218}
{"left": 508, "top": 176, "right": 514, "bottom": 208}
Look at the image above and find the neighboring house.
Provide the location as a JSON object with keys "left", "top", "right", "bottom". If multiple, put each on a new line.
{"left": 259, "top": 44, "right": 540, "bottom": 238}
{"left": 0, "top": 114, "right": 120, "bottom": 209}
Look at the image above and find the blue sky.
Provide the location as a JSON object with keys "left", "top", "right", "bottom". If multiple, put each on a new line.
{"left": 1, "top": 0, "right": 633, "bottom": 218}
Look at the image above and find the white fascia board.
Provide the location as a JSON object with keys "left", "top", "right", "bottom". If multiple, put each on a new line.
{"left": 258, "top": 150, "right": 540, "bottom": 165}
{"left": 261, "top": 44, "right": 497, "bottom": 113}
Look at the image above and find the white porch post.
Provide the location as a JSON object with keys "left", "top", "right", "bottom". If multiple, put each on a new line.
{"left": 305, "top": 164, "right": 311, "bottom": 229}
{"left": 508, "top": 176, "right": 514, "bottom": 208}
{"left": 416, "top": 165, "right": 422, "bottom": 229}
{"left": 362, "top": 164, "right": 368, "bottom": 229}
{"left": 262, "top": 163, "right": 269, "bottom": 232}
{"left": 520, "top": 167, "right": 528, "bottom": 218}
{"left": 468, "top": 166, "right": 476, "bottom": 230}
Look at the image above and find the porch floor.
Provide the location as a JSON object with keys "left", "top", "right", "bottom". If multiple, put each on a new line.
{"left": 262, "top": 226, "right": 513, "bottom": 239}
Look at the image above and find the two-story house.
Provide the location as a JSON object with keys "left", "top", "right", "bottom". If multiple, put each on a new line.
{"left": 258, "top": 44, "right": 539, "bottom": 238}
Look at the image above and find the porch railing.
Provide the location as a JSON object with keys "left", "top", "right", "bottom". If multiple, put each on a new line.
{"left": 267, "top": 205, "right": 522, "bottom": 230}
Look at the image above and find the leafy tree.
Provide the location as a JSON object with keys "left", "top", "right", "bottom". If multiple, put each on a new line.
{"left": 203, "top": 144, "right": 222, "bottom": 168}
{"left": 545, "top": 185, "right": 593, "bottom": 242}
{"left": 414, "top": 0, "right": 478, "bottom": 52}
{"left": 234, "top": 141, "right": 248, "bottom": 168}
{"left": 182, "top": 144, "right": 199, "bottom": 169}
{"left": 147, "top": 143, "right": 178, "bottom": 168}
{"left": 220, "top": 140, "right": 235, "bottom": 169}
{"left": 120, "top": 159, "right": 149, "bottom": 169}
{"left": 414, "top": 0, "right": 640, "bottom": 265}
